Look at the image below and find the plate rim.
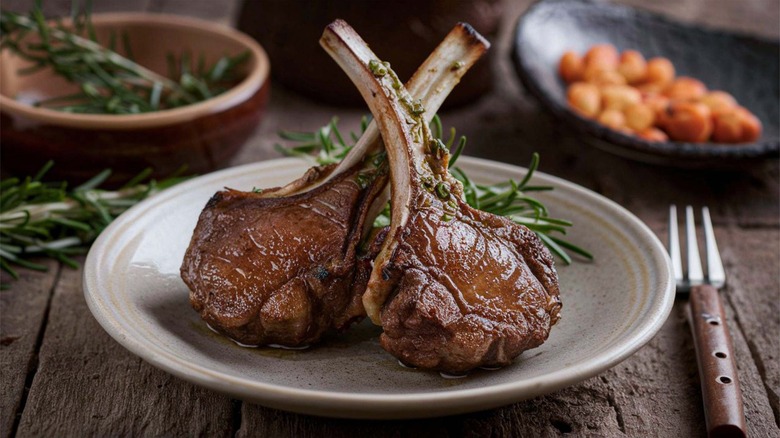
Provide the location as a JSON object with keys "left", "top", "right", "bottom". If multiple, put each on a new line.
{"left": 84, "top": 156, "right": 675, "bottom": 419}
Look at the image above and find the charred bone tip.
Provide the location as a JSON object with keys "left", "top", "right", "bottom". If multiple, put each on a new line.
{"left": 453, "top": 22, "right": 491, "bottom": 51}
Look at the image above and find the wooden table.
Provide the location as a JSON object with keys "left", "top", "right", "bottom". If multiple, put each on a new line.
{"left": 2, "top": 1, "right": 778, "bottom": 436}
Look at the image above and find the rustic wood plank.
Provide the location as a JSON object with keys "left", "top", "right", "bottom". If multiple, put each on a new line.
{"left": 238, "top": 404, "right": 452, "bottom": 438}
{"left": 14, "top": 259, "right": 237, "bottom": 437}
{"left": 452, "top": 375, "right": 634, "bottom": 437}
{"left": 0, "top": 261, "right": 59, "bottom": 438}
{"left": 721, "top": 285, "right": 779, "bottom": 436}
{"left": 721, "top": 228, "right": 780, "bottom": 427}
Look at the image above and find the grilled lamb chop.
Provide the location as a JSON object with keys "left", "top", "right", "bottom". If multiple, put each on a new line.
{"left": 180, "top": 23, "right": 489, "bottom": 347}
{"left": 322, "top": 21, "right": 561, "bottom": 373}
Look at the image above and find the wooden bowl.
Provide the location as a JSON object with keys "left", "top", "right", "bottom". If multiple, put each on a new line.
{"left": 0, "top": 13, "right": 270, "bottom": 185}
{"left": 512, "top": 0, "right": 779, "bottom": 168}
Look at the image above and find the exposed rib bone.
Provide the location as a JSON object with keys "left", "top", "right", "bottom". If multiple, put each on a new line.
{"left": 321, "top": 20, "right": 490, "bottom": 321}
{"left": 269, "top": 22, "right": 492, "bottom": 198}
{"left": 322, "top": 21, "right": 562, "bottom": 373}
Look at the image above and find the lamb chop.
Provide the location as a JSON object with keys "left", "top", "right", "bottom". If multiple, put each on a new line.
{"left": 321, "top": 21, "right": 562, "bottom": 373}
{"left": 180, "top": 23, "right": 489, "bottom": 348}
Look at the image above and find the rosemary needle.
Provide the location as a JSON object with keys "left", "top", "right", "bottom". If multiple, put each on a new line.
{"left": 0, "top": 1, "right": 250, "bottom": 114}
{"left": 276, "top": 116, "right": 593, "bottom": 264}
{"left": 0, "top": 115, "right": 591, "bottom": 287}
{"left": 0, "top": 162, "right": 187, "bottom": 286}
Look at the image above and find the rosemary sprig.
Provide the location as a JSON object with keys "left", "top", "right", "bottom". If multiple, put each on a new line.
{"left": 276, "top": 116, "right": 593, "bottom": 264}
{"left": 275, "top": 116, "right": 371, "bottom": 165}
{"left": 0, "top": 162, "right": 187, "bottom": 286}
{"left": 0, "top": 1, "right": 249, "bottom": 114}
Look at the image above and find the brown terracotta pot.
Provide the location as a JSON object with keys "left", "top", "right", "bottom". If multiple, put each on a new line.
{"left": 0, "top": 13, "right": 271, "bottom": 186}
{"left": 238, "top": 0, "right": 500, "bottom": 107}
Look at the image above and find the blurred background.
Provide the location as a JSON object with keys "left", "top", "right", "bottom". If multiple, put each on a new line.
{"left": 2, "top": 0, "right": 778, "bottom": 187}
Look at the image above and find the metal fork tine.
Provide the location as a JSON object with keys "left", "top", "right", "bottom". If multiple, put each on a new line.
{"left": 669, "top": 205, "right": 684, "bottom": 287}
{"left": 685, "top": 206, "right": 704, "bottom": 286}
{"left": 702, "top": 207, "right": 726, "bottom": 288}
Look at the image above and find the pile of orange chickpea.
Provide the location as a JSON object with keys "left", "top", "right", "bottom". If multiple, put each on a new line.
{"left": 559, "top": 44, "right": 762, "bottom": 143}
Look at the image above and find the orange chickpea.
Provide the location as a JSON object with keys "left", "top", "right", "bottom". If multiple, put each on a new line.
{"left": 624, "top": 103, "right": 656, "bottom": 131}
{"left": 644, "top": 57, "right": 675, "bottom": 86}
{"left": 643, "top": 93, "right": 670, "bottom": 119}
{"left": 663, "top": 77, "right": 707, "bottom": 101}
{"left": 601, "top": 85, "right": 642, "bottom": 111}
{"left": 618, "top": 50, "right": 647, "bottom": 84}
{"left": 735, "top": 107, "right": 762, "bottom": 142}
{"left": 584, "top": 44, "right": 619, "bottom": 70}
{"left": 700, "top": 91, "right": 737, "bottom": 115}
{"left": 711, "top": 107, "right": 761, "bottom": 143}
{"left": 712, "top": 110, "right": 744, "bottom": 143}
{"left": 637, "top": 82, "right": 666, "bottom": 95}
{"left": 567, "top": 82, "right": 602, "bottom": 118}
{"left": 583, "top": 65, "right": 627, "bottom": 86}
{"left": 663, "top": 102, "right": 713, "bottom": 142}
{"left": 637, "top": 127, "right": 669, "bottom": 142}
{"left": 563, "top": 46, "right": 752, "bottom": 144}
{"left": 559, "top": 51, "right": 585, "bottom": 83}
{"left": 597, "top": 109, "right": 627, "bottom": 130}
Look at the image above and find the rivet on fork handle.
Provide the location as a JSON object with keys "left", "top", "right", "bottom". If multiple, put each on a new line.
{"left": 687, "top": 284, "right": 747, "bottom": 438}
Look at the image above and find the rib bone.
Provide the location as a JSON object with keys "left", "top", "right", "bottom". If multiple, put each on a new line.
{"left": 322, "top": 21, "right": 562, "bottom": 373}
{"left": 180, "top": 22, "right": 489, "bottom": 347}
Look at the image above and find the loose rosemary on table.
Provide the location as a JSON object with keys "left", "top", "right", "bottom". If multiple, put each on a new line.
{"left": 0, "top": 1, "right": 249, "bottom": 114}
{"left": 276, "top": 116, "right": 593, "bottom": 264}
{"left": 0, "top": 116, "right": 591, "bottom": 285}
{"left": 0, "top": 163, "right": 186, "bottom": 287}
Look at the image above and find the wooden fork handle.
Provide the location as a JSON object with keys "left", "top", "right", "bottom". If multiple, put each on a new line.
{"left": 688, "top": 284, "right": 747, "bottom": 438}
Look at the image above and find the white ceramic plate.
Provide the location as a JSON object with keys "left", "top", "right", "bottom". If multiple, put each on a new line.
{"left": 84, "top": 157, "right": 674, "bottom": 419}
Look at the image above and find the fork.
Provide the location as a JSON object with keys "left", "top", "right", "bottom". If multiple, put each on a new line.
{"left": 669, "top": 206, "right": 746, "bottom": 437}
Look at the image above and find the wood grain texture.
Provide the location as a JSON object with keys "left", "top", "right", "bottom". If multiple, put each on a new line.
{"left": 721, "top": 228, "right": 780, "bottom": 427}
{"left": 2, "top": 0, "right": 779, "bottom": 436}
{"left": 0, "top": 261, "right": 59, "bottom": 438}
{"left": 14, "top": 259, "right": 236, "bottom": 437}
{"left": 719, "top": 289, "right": 778, "bottom": 438}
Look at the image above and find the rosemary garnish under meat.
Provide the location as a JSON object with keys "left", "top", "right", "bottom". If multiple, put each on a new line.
{"left": 276, "top": 116, "right": 593, "bottom": 264}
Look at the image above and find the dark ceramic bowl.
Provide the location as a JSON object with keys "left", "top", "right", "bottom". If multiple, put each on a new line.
{"left": 512, "top": 0, "right": 780, "bottom": 168}
{"left": 0, "top": 13, "right": 270, "bottom": 185}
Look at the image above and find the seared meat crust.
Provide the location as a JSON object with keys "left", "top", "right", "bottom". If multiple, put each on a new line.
{"left": 181, "top": 166, "right": 383, "bottom": 346}
{"left": 378, "top": 197, "right": 561, "bottom": 373}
